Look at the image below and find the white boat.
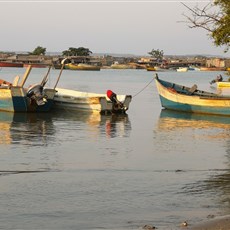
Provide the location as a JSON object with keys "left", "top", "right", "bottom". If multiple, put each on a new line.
{"left": 188, "top": 66, "right": 200, "bottom": 71}
{"left": 53, "top": 88, "right": 132, "bottom": 114}
{"left": 176, "top": 67, "right": 188, "bottom": 72}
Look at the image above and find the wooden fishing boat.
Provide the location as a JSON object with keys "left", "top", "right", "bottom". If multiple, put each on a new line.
{"left": 155, "top": 74, "right": 230, "bottom": 116}
{"left": 0, "top": 65, "right": 62, "bottom": 112}
{"left": 146, "top": 66, "right": 156, "bottom": 71}
{"left": 53, "top": 88, "right": 132, "bottom": 114}
{"left": 0, "top": 61, "right": 23, "bottom": 68}
{"left": 65, "top": 63, "right": 101, "bottom": 71}
{"left": 216, "top": 81, "right": 230, "bottom": 88}
{"left": 209, "top": 75, "right": 230, "bottom": 88}
{"left": 147, "top": 66, "right": 169, "bottom": 72}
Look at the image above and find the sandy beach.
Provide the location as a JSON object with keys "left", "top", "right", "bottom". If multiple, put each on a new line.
{"left": 189, "top": 215, "right": 230, "bottom": 230}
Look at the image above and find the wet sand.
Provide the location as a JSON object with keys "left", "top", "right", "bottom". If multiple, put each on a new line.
{"left": 189, "top": 215, "right": 230, "bottom": 230}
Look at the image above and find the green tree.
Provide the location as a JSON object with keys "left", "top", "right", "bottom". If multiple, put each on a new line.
{"left": 62, "top": 47, "right": 92, "bottom": 56}
{"left": 182, "top": 0, "right": 230, "bottom": 52}
{"left": 29, "top": 46, "right": 46, "bottom": 55}
{"left": 148, "top": 49, "right": 164, "bottom": 61}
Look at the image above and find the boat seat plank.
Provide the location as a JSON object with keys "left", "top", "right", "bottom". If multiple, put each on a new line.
{"left": 188, "top": 84, "right": 197, "bottom": 95}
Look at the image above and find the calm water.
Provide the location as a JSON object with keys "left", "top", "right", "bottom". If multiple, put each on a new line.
{"left": 0, "top": 67, "right": 230, "bottom": 229}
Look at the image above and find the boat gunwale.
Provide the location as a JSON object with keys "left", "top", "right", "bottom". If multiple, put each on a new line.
{"left": 155, "top": 75, "right": 230, "bottom": 100}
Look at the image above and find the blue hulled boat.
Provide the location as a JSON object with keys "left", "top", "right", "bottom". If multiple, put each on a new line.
{"left": 155, "top": 74, "right": 230, "bottom": 116}
{"left": 0, "top": 65, "right": 57, "bottom": 113}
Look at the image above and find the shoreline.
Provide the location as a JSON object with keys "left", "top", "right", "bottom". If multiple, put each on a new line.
{"left": 188, "top": 215, "right": 230, "bottom": 230}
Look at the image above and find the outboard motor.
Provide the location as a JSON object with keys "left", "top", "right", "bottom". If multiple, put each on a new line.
{"left": 107, "top": 90, "right": 125, "bottom": 112}
{"left": 27, "top": 84, "right": 47, "bottom": 106}
{"left": 107, "top": 90, "right": 119, "bottom": 103}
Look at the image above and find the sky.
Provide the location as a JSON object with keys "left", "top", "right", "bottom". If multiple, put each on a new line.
{"left": 0, "top": 0, "right": 229, "bottom": 57}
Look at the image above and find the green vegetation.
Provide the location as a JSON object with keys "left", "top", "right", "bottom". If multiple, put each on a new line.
{"left": 29, "top": 46, "right": 46, "bottom": 55}
{"left": 182, "top": 0, "right": 230, "bottom": 52}
{"left": 148, "top": 49, "right": 164, "bottom": 61}
{"left": 62, "top": 47, "right": 92, "bottom": 56}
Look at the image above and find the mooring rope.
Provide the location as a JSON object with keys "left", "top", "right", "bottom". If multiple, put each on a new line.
{"left": 132, "top": 77, "right": 155, "bottom": 98}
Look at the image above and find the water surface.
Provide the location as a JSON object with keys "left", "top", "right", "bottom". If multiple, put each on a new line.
{"left": 0, "top": 67, "right": 229, "bottom": 229}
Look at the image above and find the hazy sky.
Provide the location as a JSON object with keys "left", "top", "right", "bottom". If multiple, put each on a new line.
{"left": 1, "top": 0, "right": 229, "bottom": 57}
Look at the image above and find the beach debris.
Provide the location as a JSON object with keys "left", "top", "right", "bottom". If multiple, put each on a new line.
{"left": 180, "top": 221, "right": 188, "bottom": 227}
{"left": 207, "top": 214, "right": 215, "bottom": 219}
{"left": 142, "top": 224, "right": 156, "bottom": 229}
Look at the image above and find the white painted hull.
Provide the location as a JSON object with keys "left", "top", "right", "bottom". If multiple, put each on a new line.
{"left": 176, "top": 67, "right": 188, "bottom": 72}
{"left": 53, "top": 88, "right": 132, "bottom": 114}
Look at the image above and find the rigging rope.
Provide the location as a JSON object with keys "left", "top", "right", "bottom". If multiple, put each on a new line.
{"left": 132, "top": 77, "right": 155, "bottom": 98}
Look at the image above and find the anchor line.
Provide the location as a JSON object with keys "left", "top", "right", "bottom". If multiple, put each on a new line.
{"left": 132, "top": 77, "right": 155, "bottom": 98}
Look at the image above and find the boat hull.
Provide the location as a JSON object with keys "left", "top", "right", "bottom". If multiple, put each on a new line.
{"left": 0, "top": 87, "right": 56, "bottom": 113}
{"left": 0, "top": 66, "right": 56, "bottom": 113}
{"left": 0, "top": 62, "right": 23, "bottom": 68}
{"left": 0, "top": 88, "right": 27, "bottom": 112}
{"left": 65, "top": 63, "right": 101, "bottom": 71}
{"left": 155, "top": 76, "right": 230, "bottom": 116}
{"left": 26, "top": 88, "right": 56, "bottom": 112}
{"left": 53, "top": 88, "right": 132, "bottom": 114}
{"left": 216, "top": 81, "right": 230, "bottom": 88}
{"left": 176, "top": 67, "right": 188, "bottom": 72}
{"left": 146, "top": 67, "right": 156, "bottom": 71}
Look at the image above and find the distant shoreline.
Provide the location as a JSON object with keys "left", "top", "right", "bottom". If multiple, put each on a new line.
{"left": 0, "top": 51, "right": 228, "bottom": 59}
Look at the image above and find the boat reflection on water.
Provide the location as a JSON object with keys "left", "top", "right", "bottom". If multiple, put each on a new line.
{"left": 4, "top": 112, "right": 55, "bottom": 146}
{"left": 157, "top": 109, "right": 230, "bottom": 139}
{"left": 0, "top": 112, "right": 15, "bottom": 144}
{"left": 51, "top": 110, "right": 131, "bottom": 139}
{"left": 0, "top": 111, "right": 131, "bottom": 145}
{"left": 157, "top": 109, "right": 230, "bottom": 217}
{"left": 103, "top": 114, "right": 131, "bottom": 138}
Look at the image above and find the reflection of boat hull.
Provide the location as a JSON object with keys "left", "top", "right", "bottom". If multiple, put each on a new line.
{"left": 158, "top": 109, "right": 230, "bottom": 131}
{"left": 155, "top": 75, "right": 230, "bottom": 116}
{"left": 0, "top": 110, "right": 131, "bottom": 145}
{"left": 160, "top": 109, "right": 230, "bottom": 122}
{"left": 53, "top": 88, "right": 132, "bottom": 114}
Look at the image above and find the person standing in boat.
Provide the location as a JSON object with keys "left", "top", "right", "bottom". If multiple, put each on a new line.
{"left": 217, "top": 74, "right": 223, "bottom": 82}
{"left": 210, "top": 74, "right": 223, "bottom": 84}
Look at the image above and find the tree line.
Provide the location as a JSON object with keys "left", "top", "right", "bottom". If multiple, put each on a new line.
{"left": 29, "top": 46, "right": 93, "bottom": 56}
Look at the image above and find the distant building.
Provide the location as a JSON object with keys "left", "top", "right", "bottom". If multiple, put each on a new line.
{"left": 206, "top": 58, "right": 226, "bottom": 68}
